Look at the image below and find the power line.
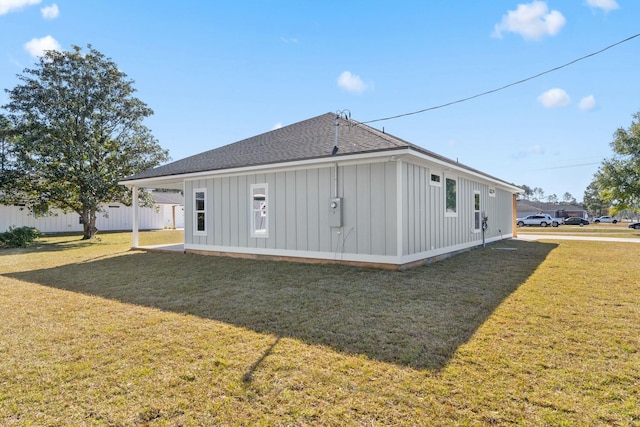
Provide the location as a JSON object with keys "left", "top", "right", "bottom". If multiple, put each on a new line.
{"left": 533, "top": 161, "right": 601, "bottom": 171}
{"left": 362, "top": 33, "right": 640, "bottom": 125}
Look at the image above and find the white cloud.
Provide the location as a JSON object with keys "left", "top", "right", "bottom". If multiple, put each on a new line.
{"left": 271, "top": 122, "right": 282, "bottom": 130}
{"left": 41, "top": 3, "right": 58, "bottom": 19}
{"left": 585, "top": 0, "right": 619, "bottom": 12}
{"left": 24, "top": 35, "right": 61, "bottom": 57}
{"left": 579, "top": 95, "right": 597, "bottom": 111}
{"left": 337, "top": 71, "right": 367, "bottom": 93}
{"left": 493, "top": 1, "right": 565, "bottom": 40}
{"left": 537, "top": 88, "right": 570, "bottom": 108}
{"left": 279, "top": 37, "right": 298, "bottom": 44}
{"left": 0, "top": 0, "right": 40, "bottom": 15}
{"left": 514, "top": 145, "right": 545, "bottom": 158}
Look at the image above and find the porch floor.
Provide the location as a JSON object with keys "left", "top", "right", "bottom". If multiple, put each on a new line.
{"left": 136, "top": 243, "right": 185, "bottom": 253}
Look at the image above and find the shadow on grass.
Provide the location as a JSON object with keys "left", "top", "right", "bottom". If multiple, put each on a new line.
{"left": 4, "top": 239, "right": 556, "bottom": 371}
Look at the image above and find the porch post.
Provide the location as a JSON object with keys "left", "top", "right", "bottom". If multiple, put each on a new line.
{"left": 512, "top": 193, "right": 518, "bottom": 238}
{"left": 132, "top": 185, "right": 139, "bottom": 247}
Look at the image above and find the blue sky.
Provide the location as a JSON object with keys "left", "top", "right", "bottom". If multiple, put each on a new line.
{"left": 1, "top": 0, "right": 638, "bottom": 202}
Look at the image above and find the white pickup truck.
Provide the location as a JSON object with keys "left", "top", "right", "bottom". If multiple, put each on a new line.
{"left": 516, "top": 214, "right": 562, "bottom": 227}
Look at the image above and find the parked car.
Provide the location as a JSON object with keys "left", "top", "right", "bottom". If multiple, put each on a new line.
{"left": 516, "top": 214, "right": 562, "bottom": 227}
{"left": 593, "top": 216, "right": 618, "bottom": 224}
{"left": 563, "top": 217, "right": 589, "bottom": 226}
{"left": 628, "top": 222, "right": 640, "bottom": 230}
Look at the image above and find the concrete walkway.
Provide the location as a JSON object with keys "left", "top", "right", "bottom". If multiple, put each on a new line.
{"left": 516, "top": 234, "right": 640, "bottom": 243}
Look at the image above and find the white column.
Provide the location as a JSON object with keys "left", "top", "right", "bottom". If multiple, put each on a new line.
{"left": 132, "top": 185, "right": 139, "bottom": 247}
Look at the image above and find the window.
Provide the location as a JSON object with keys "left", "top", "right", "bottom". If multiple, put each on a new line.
{"left": 430, "top": 173, "right": 442, "bottom": 187}
{"left": 489, "top": 187, "right": 496, "bottom": 197}
{"left": 194, "top": 189, "right": 206, "bottom": 235}
{"left": 445, "top": 177, "right": 457, "bottom": 216}
{"left": 474, "top": 191, "right": 481, "bottom": 231}
{"left": 251, "top": 183, "right": 268, "bottom": 238}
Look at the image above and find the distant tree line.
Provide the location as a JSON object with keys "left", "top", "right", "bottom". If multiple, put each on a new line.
{"left": 516, "top": 185, "right": 578, "bottom": 206}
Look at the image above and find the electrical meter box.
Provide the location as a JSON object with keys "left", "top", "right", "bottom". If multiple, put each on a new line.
{"left": 329, "top": 197, "right": 342, "bottom": 227}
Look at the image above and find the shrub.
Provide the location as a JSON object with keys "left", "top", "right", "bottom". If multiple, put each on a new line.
{"left": 0, "top": 226, "right": 41, "bottom": 248}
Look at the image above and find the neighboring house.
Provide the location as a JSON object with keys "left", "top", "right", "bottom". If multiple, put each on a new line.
{"left": 0, "top": 191, "right": 184, "bottom": 233}
{"left": 516, "top": 200, "right": 587, "bottom": 220}
{"left": 120, "top": 113, "right": 522, "bottom": 269}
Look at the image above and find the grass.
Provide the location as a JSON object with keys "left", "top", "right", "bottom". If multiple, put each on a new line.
{"left": 1, "top": 231, "right": 639, "bottom": 425}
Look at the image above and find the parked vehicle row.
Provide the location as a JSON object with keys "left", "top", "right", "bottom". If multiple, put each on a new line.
{"left": 516, "top": 214, "right": 637, "bottom": 228}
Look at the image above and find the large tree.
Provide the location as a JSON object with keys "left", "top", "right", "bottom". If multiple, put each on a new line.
{"left": 3, "top": 45, "right": 169, "bottom": 239}
{"left": 594, "top": 110, "right": 640, "bottom": 214}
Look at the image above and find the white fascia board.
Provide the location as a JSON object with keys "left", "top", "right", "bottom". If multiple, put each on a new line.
{"left": 405, "top": 149, "right": 523, "bottom": 193}
{"left": 177, "top": 151, "right": 403, "bottom": 183}
{"left": 120, "top": 147, "right": 522, "bottom": 194}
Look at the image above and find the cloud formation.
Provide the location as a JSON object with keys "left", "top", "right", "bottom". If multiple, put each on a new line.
{"left": 337, "top": 71, "right": 367, "bottom": 93}
{"left": 41, "top": 3, "right": 58, "bottom": 19}
{"left": 538, "top": 88, "right": 570, "bottom": 108}
{"left": 514, "top": 145, "right": 545, "bottom": 159}
{"left": 493, "top": 1, "right": 565, "bottom": 40}
{"left": 24, "top": 35, "right": 61, "bottom": 57}
{"left": 579, "top": 95, "right": 596, "bottom": 111}
{"left": 0, "top": 0, "right": 40, "bottom": 15}
{"left": 585, "top": 0, "right": 619, "bottom": 12}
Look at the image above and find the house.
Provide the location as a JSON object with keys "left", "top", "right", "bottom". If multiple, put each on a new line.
{"left": 0, "top": 190, "right": 184, "bottom": 233}
{"left": 120, "top": 113, "right": 522, "bottom": 269}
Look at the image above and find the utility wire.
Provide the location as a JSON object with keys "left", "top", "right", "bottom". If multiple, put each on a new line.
{"left": 361, "top": 33, "right": 640, "bottom": 125}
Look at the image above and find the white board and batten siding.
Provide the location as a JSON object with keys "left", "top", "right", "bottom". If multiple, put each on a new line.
{"left": 0, "top": 203, "right": 183, "bottom": 233}
{"left": 184, "top": 160, "right": 398, "bottom": 263}
{"left": 183, "top": 157, "right": 514, "bottom": 266}
{"left": 399, "top": 161, "right": 514, "bottom": 264}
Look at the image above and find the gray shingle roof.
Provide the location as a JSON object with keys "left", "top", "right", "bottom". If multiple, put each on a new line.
{"left": 123, "top": 112, "right": 515, "bottom": 188}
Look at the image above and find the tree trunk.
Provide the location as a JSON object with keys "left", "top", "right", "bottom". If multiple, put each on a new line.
{"left": 81, "top": 210, "right": 98, "bottom": 239}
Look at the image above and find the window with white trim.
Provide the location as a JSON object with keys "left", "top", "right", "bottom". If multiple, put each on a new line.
{"left": 251, "top": 183, "right": 268, "bottom": 238}
{"left": 430, "top": 172, "right": 442, "bottom": 187}
{"left": 445, "top": 177, "right": 457, "bottom": 216}
{"left": 474, "top": 191, "right": 481, "bottom": 232}
{"left": 489, "top": 187, "right": 496, "bottom": 197}
{"left": 194, "top": 189, "right": 206, "bottom": 235}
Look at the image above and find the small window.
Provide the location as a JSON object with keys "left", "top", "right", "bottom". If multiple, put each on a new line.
{"left": 474, "top": 192, "right": 481, "bottom": 231}
{"left": 194, "top": 189, "right": 206, "bottom": 235}
{"left": 108, "top": 205, "right": 120, "bottom": 208}
{"left": 489, "top": 187, "right": 496, "bottom": 197}
{"left": 430, "top": 173, "right": 442, "bottom": 187}
{"left": 445, "top": 177, "right": 457, "bottom": 216}
{"left": 251, "top": 184, "right": 268, "bottom": 238}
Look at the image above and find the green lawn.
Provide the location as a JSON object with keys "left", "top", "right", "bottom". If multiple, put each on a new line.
{"left": 1, "top": 232, "right": 639, "bottom": 425}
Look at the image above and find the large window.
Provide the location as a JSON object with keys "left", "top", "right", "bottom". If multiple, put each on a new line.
{"left": 474, "top": 191, "right": 481, "bottom": 231}
{"left": 194, "top": 189, "right": 206, "bottom": 235}
{"left": 445, "top": 177, "right": 457, "bottom": 216}
{"left": 251, "top": 183, "right": 268, "bottom": 238}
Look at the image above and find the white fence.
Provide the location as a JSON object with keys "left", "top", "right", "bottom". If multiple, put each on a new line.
{"left": 0, "top": 203, "right": 184, "bottom": 233}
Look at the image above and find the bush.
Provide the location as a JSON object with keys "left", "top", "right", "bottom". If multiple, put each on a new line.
{"left": 0, "top": 226, "right": 41, "bottom": 248}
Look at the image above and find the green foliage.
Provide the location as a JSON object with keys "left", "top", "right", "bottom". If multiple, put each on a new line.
{"left": 2, "top": 45, "right": 169, "bottom": 239}
{"left": 0, "top": 226, "right": 40, "bottom": 248}
{"left": 583, "top": 180, "right": 607, "bottom": 216}
{"left": 594, "top": 111, "right": 640, "bottom": 213}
